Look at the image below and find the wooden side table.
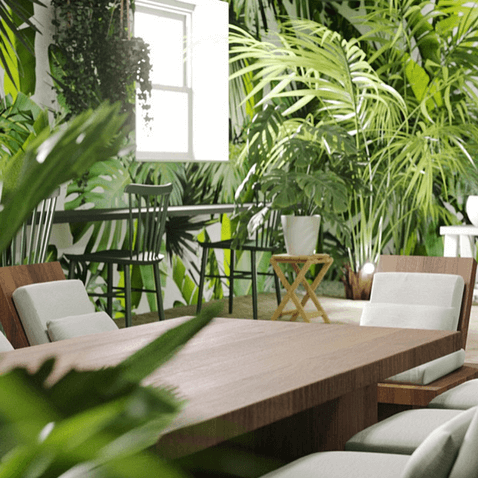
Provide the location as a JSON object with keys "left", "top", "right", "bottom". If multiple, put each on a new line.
{"left": 270, "top": 253, "right": 334, "bottom": 323}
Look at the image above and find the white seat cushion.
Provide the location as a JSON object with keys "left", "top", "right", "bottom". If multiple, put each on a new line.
{"left": 386, "top": 349, "right": 466, "bottom": 385}
{"left": 346, "top": 408, "right": 462, "bottom": 455}
{"left": 429, "top": 378, "right": 478, "bottom": 410}
{"left": 12, "top": 280, "right": 95, "bottom": 345}
{"left": 262, "top": 408, "right": 478, "bottom": 478}
{"left": 260, "top": 451, "right": 409, "bottom": 478}
{"left": 47, "top": 312, "right": 118, "bottom": 341}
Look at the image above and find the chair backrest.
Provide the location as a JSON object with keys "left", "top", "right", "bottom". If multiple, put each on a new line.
{"left": 125, "top": 183, "right": 172, "bottom": 259}
{"left": 0, "top": 262, "right": 66, "bottom": 348}
{"left": 1, "top": 188, "right": 60, "bottom": 266}
{"left": 375, "top": 255, "right": 477, "bottom": 350}
{"left": 12, "top": 279, "right": 95, "bottom": 345}
{"left": 247, "top": 183, "right": 281, "bottom": 250}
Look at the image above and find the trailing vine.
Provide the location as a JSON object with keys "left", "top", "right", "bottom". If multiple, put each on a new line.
{"left": 49, "top": 0, "right": 152, "bottom": 127}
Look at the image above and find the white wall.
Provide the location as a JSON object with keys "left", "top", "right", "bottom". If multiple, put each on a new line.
{"left": 32, "top": 0, "right": 56, "bottom": 110}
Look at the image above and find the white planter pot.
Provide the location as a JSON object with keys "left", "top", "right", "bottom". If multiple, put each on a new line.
{"left": 281, "top": 215, "right": 321, "bottom": 255}
{"left": 466, "top": 196, "right": 478, "bottom": 227}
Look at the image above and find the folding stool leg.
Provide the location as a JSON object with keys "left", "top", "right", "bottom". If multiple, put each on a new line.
{"left": 124, "top": 264, "right": 132, "bottom": 328}
{"left": 196, "top": 247, "right": 208, "bottom": 313}
{"left": 251, "top": 250, "right": 258, "bottom": 320}
{"left": 229, "top": 249, "right": 235, "bottom": 314}
{"left": 153, "top": 262, "right": 165, "bottom": 321}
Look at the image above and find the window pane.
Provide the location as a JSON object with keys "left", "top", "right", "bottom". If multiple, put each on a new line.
{"left": 136, "top": 90, "right": 189, "bottom": 153}
{"left": 135, "top": 11, "right": 184, "bottom": 87}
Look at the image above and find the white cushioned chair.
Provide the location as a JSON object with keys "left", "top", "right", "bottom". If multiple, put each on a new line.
{"left": 346, "top": 408, "right": 463, "bottom": 454}
{"left": 360, "top": 272, "right": 465, "bottom": 385}
{"left": 0, "top": 332, "right": 14, "bottom": 352}
{"left": 263, "top": 406, "right": 478, "bottom": 478}
{"left": 12, "top": 279, "right": 118, "bottom": 345}
{"left": 428, "top": 378, "right": 478, "bottom": 410}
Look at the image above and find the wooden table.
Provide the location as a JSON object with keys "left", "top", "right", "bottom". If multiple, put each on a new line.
{"left": 270, "top": 253, "right": 334, "bottom": 322}
{"left": 0, "top": 318, "right": 461, "bottom": 461}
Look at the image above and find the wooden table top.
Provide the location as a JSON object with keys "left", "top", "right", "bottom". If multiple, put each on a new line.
{"left": 0, "top": 318, "right": 462, "bottom": 457}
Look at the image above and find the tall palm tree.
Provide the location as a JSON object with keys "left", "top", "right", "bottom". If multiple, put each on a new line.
{"left": 230, "top": 1, "right": 478, "bottom": 295}
{"left": 0, "top": 0, "right": 44, "bottom": 92}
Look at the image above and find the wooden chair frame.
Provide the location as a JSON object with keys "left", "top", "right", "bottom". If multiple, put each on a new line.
{"left": 0, "top": 262, "right": 66, "bottom": 348}
{"left": 375, "top": 255, "right": 478, "bottom": 413}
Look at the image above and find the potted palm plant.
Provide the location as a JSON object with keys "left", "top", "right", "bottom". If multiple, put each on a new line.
{"left": 234, "top": 106, "right": 361, "bottom": 257}
{"left": 259, "top": 122, "right": 355, "bottom": 255}
{"left": 230, "top": 8, "right": 478, "bottom": 298}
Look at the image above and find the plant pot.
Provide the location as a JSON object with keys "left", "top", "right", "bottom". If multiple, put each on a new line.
{"left": 341, "top": 263, "right": 374, "bottom": 300}
{"left": 466, "top": 196, "right": 478, "bottom": 227}
{"left": 281, "top": 215, "right": 321, "bottom": 255}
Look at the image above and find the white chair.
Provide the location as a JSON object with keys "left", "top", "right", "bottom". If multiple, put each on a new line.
{"left": 262, "top": 406, "right": 478, "bottom": 478}
{"left": 12, "top": 279, "right": 118, "bottom": 345}
{"left": 0, "top": 332, "right": 14, "bottom": 352}
{"left": 428, "top": 379, "right": 478, "bottom": 410}
{"left": 360, "top": 271, "right": 466, "bottom": 385}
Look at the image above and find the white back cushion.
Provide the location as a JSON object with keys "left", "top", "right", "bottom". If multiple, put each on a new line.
{"left": 0, "top": 332, "right": 13, "bottom": 352}
{"left": 370, "top": 272, "right": 464, "bottom": 308}
{"left": 47, "top": 312, "right": 118, "bottom": 342}
{"left": 360, "top": 303, "right": 458, "bottom": 330}
{"left": 401, "top": 406, "right": 478, "bottom": 478}
{"left": 361, "top": 272, "right": 464, "bottom": 331}
{"left": 361, "top": 272, "right": 465, "bottom": 385}
{"left": 12, "top": 280, "right": 95, "bottom": 345}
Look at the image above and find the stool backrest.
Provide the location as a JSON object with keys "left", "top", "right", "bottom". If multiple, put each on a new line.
{"left": 125, "top": 183, "right": 172, "bottom": 259}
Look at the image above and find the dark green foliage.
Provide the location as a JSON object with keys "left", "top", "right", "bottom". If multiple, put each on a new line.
{"left": 50, "top": 0, "right": 152, "bottom": 126}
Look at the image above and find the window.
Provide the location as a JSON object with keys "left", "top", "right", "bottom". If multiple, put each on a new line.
{"left": 135, "top": 0, "right": 229, "bottom": 162}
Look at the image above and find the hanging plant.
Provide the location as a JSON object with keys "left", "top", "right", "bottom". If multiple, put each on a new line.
{"left": 49, "top": 0, "right": 152, "bottom": 127}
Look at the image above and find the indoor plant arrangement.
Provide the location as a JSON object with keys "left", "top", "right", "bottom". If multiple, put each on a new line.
{"left": 230, "top": 5, "right": 478, "bottom": 298}
{"left": 233, "top": 105, "right": 361, "bottom": 257}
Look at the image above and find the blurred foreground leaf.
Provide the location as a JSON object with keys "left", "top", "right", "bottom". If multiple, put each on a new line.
{"left": 0, "top": 302, "right": 223, "bottom": 477}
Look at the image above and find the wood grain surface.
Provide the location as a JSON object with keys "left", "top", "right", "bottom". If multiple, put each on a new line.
{"left": 0, "top": 317, "right": 461, "bottom": 458}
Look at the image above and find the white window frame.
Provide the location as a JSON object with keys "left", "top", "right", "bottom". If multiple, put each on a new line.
{"left": 135, "top": 0, "right": 229, "bottom": 162}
